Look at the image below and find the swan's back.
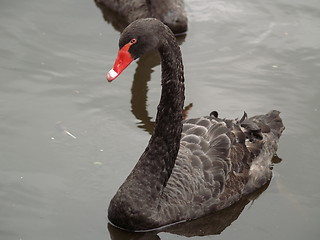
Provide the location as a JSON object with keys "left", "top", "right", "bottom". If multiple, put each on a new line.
{"left": 96, "top": 0, "right": 188, "bottom": 34}
{"left": 157, "top": 110, "right": 284, "bottom": 224}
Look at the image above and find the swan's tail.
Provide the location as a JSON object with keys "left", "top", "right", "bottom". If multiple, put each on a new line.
{"left": 242, "top": 110, "right": 284, "bottom": 194}
{"left": 249, "top": 110, "right": 285, "bottom": 139}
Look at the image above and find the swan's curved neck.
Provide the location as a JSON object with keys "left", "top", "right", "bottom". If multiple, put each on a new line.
{"left": 108, "top": 34, "right": 185, "bottom": 229}
{"left": 144, "top": 39, "right": 185, "bottom": 180}
{"left": 122, "top": 36, "right": 184, "bottom": 199}
{"left": 133, "top": 36, "right": 185, "bottom": 189}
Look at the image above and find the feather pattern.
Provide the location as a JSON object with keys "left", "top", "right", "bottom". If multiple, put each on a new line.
{"left": 155, "top": 111, "right": 284, "bottom": 224}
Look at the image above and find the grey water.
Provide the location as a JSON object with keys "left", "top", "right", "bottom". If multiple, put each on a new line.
{"left": 0, "top": 0, "right": 319, "bottom": 239}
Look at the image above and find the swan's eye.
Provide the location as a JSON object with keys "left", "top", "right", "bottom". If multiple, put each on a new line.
{"left": 130, "top": 38, "right": 137, "bottom": 44}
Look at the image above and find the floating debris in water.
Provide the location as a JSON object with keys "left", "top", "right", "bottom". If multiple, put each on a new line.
{"left": 55, "top": 121, "right": 77, "bottom": 139}
{"left": 64, "top": 130, "right": 77, "bottom": 139}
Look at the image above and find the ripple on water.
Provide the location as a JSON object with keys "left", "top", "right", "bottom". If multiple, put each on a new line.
{"left": 186, "top": 0, "right": 245, "bottom": 23}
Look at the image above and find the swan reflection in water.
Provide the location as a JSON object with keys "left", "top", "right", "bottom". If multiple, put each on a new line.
{"left": 106, "top": 164, "right": 280, "bottom": 240}
{"left": 131, "top": 51, "right": 193, "bottom": 134}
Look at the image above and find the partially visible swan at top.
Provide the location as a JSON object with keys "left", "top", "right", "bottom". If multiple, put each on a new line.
{"left": 105, "top": 18, "right": 285, "bottom": 231}
{"left": 95, "top": 0, "right": 188, "bottom": 34}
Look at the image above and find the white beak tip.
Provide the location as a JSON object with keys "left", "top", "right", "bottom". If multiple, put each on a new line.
{"left": 107, "top": 69, "right": 118, "bottom": 82}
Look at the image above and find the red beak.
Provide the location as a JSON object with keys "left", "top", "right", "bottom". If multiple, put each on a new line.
{"left": 107, "top": 43, "right": 134, "bottom": 82}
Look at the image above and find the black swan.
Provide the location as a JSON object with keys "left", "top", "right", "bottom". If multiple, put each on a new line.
{"left": 95, "top": 0, "right": 187, "bottom": 34}
{"left": 106, "top": 18, "right": 285, "bottom": 231}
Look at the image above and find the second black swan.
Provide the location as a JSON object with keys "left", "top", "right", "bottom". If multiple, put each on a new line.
{"left": 96, "top": 0, "right": 188, "bottom": 34}
{"left": 106, "top": 18, "right": 284, "bottom": 231}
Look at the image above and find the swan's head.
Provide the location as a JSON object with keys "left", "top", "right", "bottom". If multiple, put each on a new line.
{"left": 107, "top": 18, "right": 169, "bottom": 82}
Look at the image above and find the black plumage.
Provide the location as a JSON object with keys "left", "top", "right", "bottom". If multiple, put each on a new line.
{"left": 95, "top": 0, "right": 187, "bottom": 34}
{"left": 107, "top": 18, "right": 285, "bottom": 231}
